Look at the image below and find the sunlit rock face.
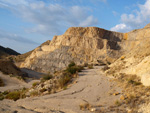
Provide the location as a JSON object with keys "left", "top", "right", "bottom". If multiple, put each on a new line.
{"left": 106, "top": 23, "right": 150, "bottom": 86}
{"left": 20, "top": 27, "right": 124, "bottom": 73}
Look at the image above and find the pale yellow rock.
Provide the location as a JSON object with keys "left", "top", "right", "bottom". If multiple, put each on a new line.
{"left": 141, "top": 73, "right": 150, "bottom": 86}
{"left": 20, "top": 27, "right": 124, "bottom": 73}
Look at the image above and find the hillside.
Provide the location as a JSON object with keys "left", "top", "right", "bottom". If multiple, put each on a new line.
{"left": 105, "top": 24, "right": 150, "bottom": 86}
{"left": 20, "top": 25, "right": 150, "bottom": 86}
{"left": 0, "top": 45, "right": 20, "bottom": 59}
{"left": 0, "top": 60, "right": 28, "bottom": 78}
{"left": 20, "top": 27, "right": 124, "bottom": 73}
{"left": 1, "top": 25, "right": 150, "bottom": 112}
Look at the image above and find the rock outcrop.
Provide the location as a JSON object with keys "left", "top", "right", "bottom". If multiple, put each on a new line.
{"left": 106, "top": 24, "right": 150, "bottom": 86}
{"left": 20, "top": 27, "right": 124, "bottom": 73}
{"left": 20, "top": 24, "right": 150, "bottom": 86}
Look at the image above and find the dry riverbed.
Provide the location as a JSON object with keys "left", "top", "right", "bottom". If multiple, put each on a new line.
{"left": 0, "top": 66, "right": 128, "bottom": 113}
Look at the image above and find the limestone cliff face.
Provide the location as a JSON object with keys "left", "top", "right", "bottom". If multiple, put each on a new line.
{"left": 20, "top": 27, "right": 124, "bottom": 73}
{"left": 106, "top": 24, "right": 150, "bottom": 86}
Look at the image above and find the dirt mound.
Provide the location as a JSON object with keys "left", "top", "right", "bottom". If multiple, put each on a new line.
{"left": 0, "top": 60, "right": 28, "bottom": 77}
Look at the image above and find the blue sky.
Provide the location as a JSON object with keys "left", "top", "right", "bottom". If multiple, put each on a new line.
{"left": 0, "top": 0, "right": 150, "bottom": 53}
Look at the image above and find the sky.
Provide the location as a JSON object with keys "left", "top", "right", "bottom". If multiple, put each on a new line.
{"left": 0, "top": 0, "right": 150, "bottom": 53}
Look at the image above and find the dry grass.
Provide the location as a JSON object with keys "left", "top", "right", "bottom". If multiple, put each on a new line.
{"left": 5, "top": 88, "right": 28, "bottom": 101}
{"left": 30, "top": 91, "right": 39, "bottom": 96}
{"left": 115, "top": 73, "right": 150, "bottom": 110}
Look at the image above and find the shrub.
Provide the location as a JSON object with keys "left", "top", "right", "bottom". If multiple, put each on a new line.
{"left": 115, "top": 100, "right": 121, "bottom": 106}
{"left": 0, "top": 77, "right": 4, "bottom": 87}
{"left": 66, "top": 65, "right": 84, "bottom": 74}
{"left": 30, "top": 91, "right": 38, "bottom": 96}
{"left": 126, "top": 75, "right": 142, "bottom": 86}
{"left": 41, "top": 75, "right": 53, "bottom": 82}
{"left": 32, "top": 82, "right": 39, "bottom": 87}
{"left": 39, "top": 88, "right": 47, "bottom": 93}
{"left": 68, "top": 61, "right": 76, "bottom": 68}
{"left": 88, "top": 65, "right": 93, "bottom": 69}
{"left": 66, "top": 66, "right": 77, "bottom": 74}
{"left": 5, "top": 91, "right": 21, "bottom": 101}
{"left": 128, "top": 79, "right": 141, "bottom": 86}
{"left": 0, "top": 93, "right": 4, "bottom": 100}
{"left": 77, "top": 66, "right": 84, "bottom": 72}
{"left": 59, "top": 75, "right": 71, "bottom": 88}
{"left": 102, "top": 66, "right": 110, "bottom": 71}
{"left": 84, "top": 63, "right": 88, "bottom": 67}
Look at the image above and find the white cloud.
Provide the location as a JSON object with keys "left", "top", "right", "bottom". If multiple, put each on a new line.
{"left": 110, "top": 24, "right": 131, "bottom": 32}
{"left": 0, "top": 0, "right": 98, "bottom": 36}
{"left": 111, "top": 0, "right": 150, "bottom": 32}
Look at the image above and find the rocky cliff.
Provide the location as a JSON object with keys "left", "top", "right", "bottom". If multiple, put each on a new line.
{"left": 20, "top": 24, "right": 150, "bottom": 86}
{"left": 20, "top": 27, "right": 124, "bottom": 73}
{"left": 106, "top": 24, "right": 150, "bottom": 86}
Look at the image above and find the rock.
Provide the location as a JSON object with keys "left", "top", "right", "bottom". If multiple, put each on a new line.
{"left": 106, "top": 24, "right": 150, "bottom": 86}
{"left": 20, "top": 27, "right": 124, "bottom": 73}
{"left": 144, "top": 23, "right": 150, "bottom": 28}
{"left": 19, "top": 24, "right": 150, "bottom": 87}
{"left": 141, "top": 74, "right": 150, "bottom": 86}
{"left": 89, "top": 107, "right": 97, "bottom": 112}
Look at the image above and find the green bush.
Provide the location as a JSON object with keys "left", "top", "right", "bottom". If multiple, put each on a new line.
{"left": 66, "top": 66, "right": 77, "bottom": 74}
{"left": 66, "top": 65, "right": 84, "bottom": 74}
{"left": 32, "top": 82, "right": 39, "bottom": 87}
{"left": 5, "top": 91, "right": 21, "bottom": 101}
{"left": 68, "top": 61, "right": 76, "bottom": 68}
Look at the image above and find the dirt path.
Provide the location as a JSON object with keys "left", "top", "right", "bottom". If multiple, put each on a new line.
{"left": 0, "top": 66, "right": 122, "bottom": 113}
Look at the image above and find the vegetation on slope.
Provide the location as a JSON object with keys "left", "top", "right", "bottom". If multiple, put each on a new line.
{"left": 102, "top": 67, "right": 150, "bottom": 112}
{"left": 0, "top": 61, "right": 84, "bottom": 101}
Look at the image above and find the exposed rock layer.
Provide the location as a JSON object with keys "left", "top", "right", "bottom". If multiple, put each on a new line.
{"left": 20, "top": 24, "right": 150, "bottom": 87}
{"left": 20, "top": 27, "right": 124, "bottom": 73}
{"left": 106, "top": 24, "right": 150, "bottom": 86}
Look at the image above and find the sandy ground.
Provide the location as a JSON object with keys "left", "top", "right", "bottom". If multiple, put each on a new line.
{"left": 0, "top": 68, "right": 43, "bottom": 92}
{"left": 0, "top": 66, "right": 122, "bottom": 113}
